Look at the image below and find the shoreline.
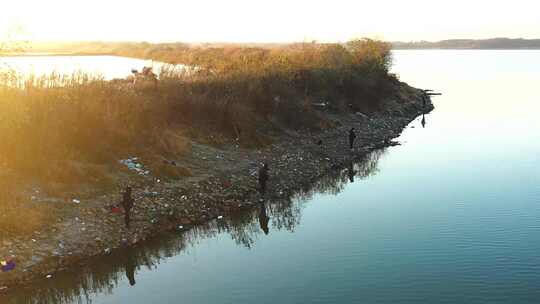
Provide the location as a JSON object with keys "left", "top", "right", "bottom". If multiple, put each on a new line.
{"left": 0, "top": 82, "right": 433, "bottom": 291}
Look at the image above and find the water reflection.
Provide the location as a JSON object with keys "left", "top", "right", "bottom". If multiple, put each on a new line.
{"left": 258, "top": 203, "right": 270, "bottom": 235}
{"left": 347, "top": 161, "right": 356, "bottom": 183}
{"left": 0, "top": 56, "right": 174, "bottom": 81}
{"left": 4, "top": 148, "right": 387, "bottom": 304}
{"left": 124, "top": 249, "right": 137, "bottom": 287}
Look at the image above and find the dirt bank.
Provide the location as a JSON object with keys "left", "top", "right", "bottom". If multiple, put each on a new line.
{"left": 0, "top": 81, "right": 433, "bottom": 291}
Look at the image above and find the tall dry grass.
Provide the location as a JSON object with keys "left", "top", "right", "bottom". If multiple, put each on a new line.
{"left": 0, "top": 38, "right": 396, "bottom": 178}
{"left": 0, "top": 38, "right": 396, "bottom": 238}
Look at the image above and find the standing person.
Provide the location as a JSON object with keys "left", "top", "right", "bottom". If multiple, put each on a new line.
{"left": 258, "top": 163, "right": 269, "bottom": 196}
{"left": 349, "top": 128, "right": 357, "bottom": 151}
{"left": 121, "top": 186, "right": 135, "bottom": 229}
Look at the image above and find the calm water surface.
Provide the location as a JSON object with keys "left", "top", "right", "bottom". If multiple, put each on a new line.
{"left": 3, "top": 50, "right": 540, "bottom": 303}
{"left": 0, "top": 55, "right": 174, "bottom": 80}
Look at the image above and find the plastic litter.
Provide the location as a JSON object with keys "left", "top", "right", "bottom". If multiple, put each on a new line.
{"left": 217, "top": 215, "right": 224, "bottom": 220}
{"left": 46, "top": 274, "right": 52, "bottom": 279}
{"left": 222, "top": 180, "right": 232, "bottom": 188}
{"left": 111, "top": 206, "right": 122, "bottom": 214}
{"left": 143, "top": 191, "right": 159, "bottom": 197}
{"left": 119, "top": 157, "right": 150, "bottom": 176}
{"left": 72, "top": 199, "right": 80, "bottom": 204}
{"left": 1, "top": 260, "right": 15, "bottom": 272}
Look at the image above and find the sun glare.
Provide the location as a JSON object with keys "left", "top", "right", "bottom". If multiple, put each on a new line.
{"left": 1, "top": 0, "right": 539, "bottom": 42}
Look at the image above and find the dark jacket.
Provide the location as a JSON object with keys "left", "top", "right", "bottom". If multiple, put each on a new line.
{"left": 121, "top": 188, "right": 134, "bottom": 211}
{"left": 349, "top": 129, "right": 356, "bottom": 142}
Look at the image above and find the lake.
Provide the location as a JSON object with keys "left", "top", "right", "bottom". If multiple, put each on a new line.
{"left": 3, "top": 50, "right": 540, "bottom": 303}
{"left": 0, "top": 55, "right": 174, "bottom": 80}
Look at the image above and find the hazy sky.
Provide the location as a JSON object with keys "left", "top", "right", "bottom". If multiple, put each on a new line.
{"left": 1, "top": 0, "right": 539, "bottom": 42}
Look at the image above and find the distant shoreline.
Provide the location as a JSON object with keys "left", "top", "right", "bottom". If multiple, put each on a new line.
{"left": 2, "top": 49, "right": 540, "bottom": 58}
{"left": 391, "top": 38, "right": 540, "bottom": 50}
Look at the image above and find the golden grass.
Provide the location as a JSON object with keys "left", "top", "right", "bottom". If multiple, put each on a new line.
{"left": 0, "top": 39, "right": 396, "bottom": 238}
{"left": 0, "top": 174, "right": 56, "bottom": 240}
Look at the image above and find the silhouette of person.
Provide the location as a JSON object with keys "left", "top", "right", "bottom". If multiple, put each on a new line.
{"left": 349, "top": 128, "right": 356, "bottom": 150}
{"left": 258, "top": 203, "right": 270, "bottom": 235}
{"left": 347, "top": 161, "right": 357, "bottom": 183}
{"left": 125, "top": 249, "right": 137, "bottom": 286}
{"left": 421, "top": 114, "right": 426, "bottom": 128}
{"left": 258, "top": 163, "right": 269, "bottom": 196}
{"left": 121, "top": 186, "right": 135, "bottom": 229}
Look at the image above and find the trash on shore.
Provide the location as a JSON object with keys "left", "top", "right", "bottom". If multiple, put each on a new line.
{"left": 355, "top": 112, "right": 368, "bottom": 118}
{"left": 111, "top": 206, "right": 123, "bottom": 214}
{"left": 1, "top": 259, "right": 15, "bottom": 272}
{"left": 119, "top": 157, "right": 150, "bottom": 175}
{"left": 217, "top": 215, "right": 224, "bottom": 220}
{"left": 143, "top": 190, "right": 159, "bottom": 197}
{"left": 72, "top": 199, "right": 81, "bottom": 204}
{"left": 46, "top": 274, "right": 52, "bottom": 279}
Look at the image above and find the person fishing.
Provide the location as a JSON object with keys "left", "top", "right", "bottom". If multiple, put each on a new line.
{"left": 258, "top": 163, "right": 269, "bottom": 196}
{"left": 121, "top": 186, "right": 135, "bottom": 228}
{"left": 349, "top": 127, "right": 357, "bottom": 150}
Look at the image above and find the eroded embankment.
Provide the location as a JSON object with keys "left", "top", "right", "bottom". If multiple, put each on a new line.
{"left": 0, "top": 82, "right": 433, "bottom": 291}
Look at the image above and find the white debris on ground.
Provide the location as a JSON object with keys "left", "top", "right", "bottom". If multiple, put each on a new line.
{"left": 119, "top": 157, "right": 150, "bottom": 175}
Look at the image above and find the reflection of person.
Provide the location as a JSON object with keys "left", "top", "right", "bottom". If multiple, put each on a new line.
{"left": 258, "top": 203, "right": 270, "bottom": 235}
{"left": 347, "top": 161, "right": 356, "bottom": 183}
{"left": 258, "top": 163, "right": 269, "bottom": 196}
{"left": 421, "top": 114, "right": 426, "bottom": 128}
{"left": 121, "top": 186, "right": 135, "bottom": 229}
{"left": 349, "top": 128, "right": 356, "bottom": 150}
{"left": 125, "top": 249, "right": 137, "bottom": 286}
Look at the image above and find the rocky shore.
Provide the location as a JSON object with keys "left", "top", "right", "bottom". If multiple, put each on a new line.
{"left": 0, "top": 82, "right": 433, "bottom": 291}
